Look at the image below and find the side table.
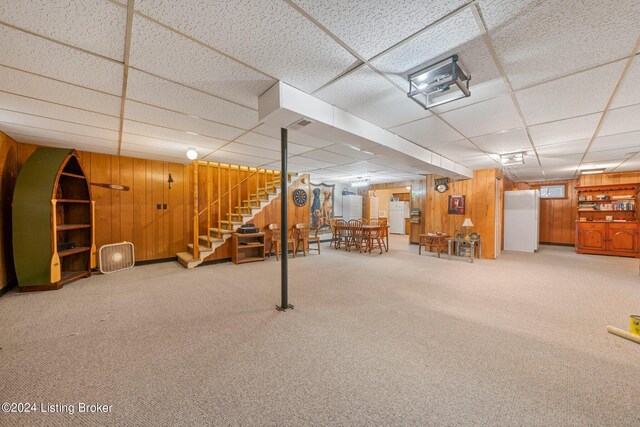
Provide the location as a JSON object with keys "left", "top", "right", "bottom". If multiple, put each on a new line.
{"left": 447, "top": 238, "right": 482, "bottom": 263}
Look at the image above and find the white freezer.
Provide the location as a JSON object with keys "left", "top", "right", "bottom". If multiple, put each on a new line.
{"left": 389, "top": 201, "right": 409, "bottom": 234}
{"left": 504, "top": 190, "right": 539, "bottom": 253}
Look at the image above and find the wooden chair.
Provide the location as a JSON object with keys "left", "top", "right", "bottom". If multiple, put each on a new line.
{"left": 295, "top": 223, "right": 320, "bottom": 256}
{"left": 346, "top": 219, "right": 365, "bottom": 252}
{"left": 334, "top": 219, "right": 347, "bottom": 249}
{"left": 369, "top": 218, "right": 380, "bottom": 226}
{"left": 268, "top": 223, "right": 296, "bottom": 260}
{"left": 366, "top": 224, "right": 384, "bottom": 254}
{"left": 379, "top": 218, "right": 389, "bottom": 252}
{"left": 329, "top": 218, "right": 339, "bottom": 249}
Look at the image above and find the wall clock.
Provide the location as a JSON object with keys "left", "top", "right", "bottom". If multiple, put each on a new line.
{"left": 435, "top": 177, "right": 449, "bottom": 193}
{"left": 292, "top": 189, "right": 308, "bottom": 207}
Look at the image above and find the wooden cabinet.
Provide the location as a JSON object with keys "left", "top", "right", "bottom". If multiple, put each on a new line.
{"left": 13, "top": 148, "right": 95, "bottom": 291}
{"left": 575, "top": 183, "right": 640, "bottom": 258}
{"left": 576, "top": 222, "right": 638, "bottom": 257}
{"left": 231, "top": 232, "right": 265, "bottom": 264}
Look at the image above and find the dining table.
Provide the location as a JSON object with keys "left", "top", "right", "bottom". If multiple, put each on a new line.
{"left": 335, "top": 224, "right": 389, "bottom": 253}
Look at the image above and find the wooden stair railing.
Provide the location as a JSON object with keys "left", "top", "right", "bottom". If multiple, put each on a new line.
{"left": 178, "top": 161, "right": 284, "bottom": 268}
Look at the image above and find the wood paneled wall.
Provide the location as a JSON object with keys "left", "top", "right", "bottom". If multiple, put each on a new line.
{"left": 515, "top": 179, "right": 578, "bottom": 245}
{"left": 368, "top": 179, "right": 426, "bottom": 244}
{"left": 425, "top": 169, "right": 499, "bottom": 259}
{"left": 8, "top": 139, "right": 310, "bottom": 268}
{"left": 0, "top": 132, "right": 18, "bottom": 291}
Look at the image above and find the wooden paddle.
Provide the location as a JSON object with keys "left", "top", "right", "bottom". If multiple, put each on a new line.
{"left": 50, "top": 200, "right": 61, "bottom": 283}
{"left": 91, "top": 182, "right": 130, "bottom": 191}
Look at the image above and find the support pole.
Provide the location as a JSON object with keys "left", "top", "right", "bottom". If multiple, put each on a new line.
{"left": 277, "top": 127, "right": 293, "bottom": 311}
{"left": 193, "top": 160, "right": 199, "bottom": 260}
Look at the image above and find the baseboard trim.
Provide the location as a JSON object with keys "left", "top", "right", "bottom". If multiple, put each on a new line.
{"left": 0, "top": 281, "right": 17, "bottom": 298}
{"left": 539, "top": 242, "right": 575, "bottom": 247}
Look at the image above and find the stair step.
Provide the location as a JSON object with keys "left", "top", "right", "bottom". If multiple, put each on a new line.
{"left": 186, "top": 244, "right": 214, "bottom": 256}
{"left": 242, "top": 200, "right": 260, "bottom": 207}
{"left": 209, "top": 227, "right": 235, "bottom": 237}
{"left": 226, "top": 213, "right": 243, "bottom": 220}
{"left": 198, "top": 235, "right": 224, "bottom": 246}
{"left": 176, "top": 252, "right": 201, "bottom": 269}
{"left": 250, "top": 193, "right": 269, "bottom": 201}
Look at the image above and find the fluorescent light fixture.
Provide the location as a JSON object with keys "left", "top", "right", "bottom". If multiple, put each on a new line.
{"left": 500, "top": 152, "right": 525, "bottom": 166}
{"left": 580, "top": 168, "right": 606, "bottom": 175}
{"left": 186, "top": 149, "right": 198, "bottom": 160}
{"left": 186, "top": 131, "right": 199, "bottom": 136}
{"left": 350, "top": 178, "right": 370, "bottom": 188}
{"left": 407, "top": 55, "right": 471, "bottom": 110}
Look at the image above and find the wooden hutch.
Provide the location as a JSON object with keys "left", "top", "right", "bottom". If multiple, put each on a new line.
{"left": 575, "top": 183, "right": 639, "bottom": 257}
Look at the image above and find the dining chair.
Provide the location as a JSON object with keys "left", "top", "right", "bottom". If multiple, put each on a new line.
{"left": 346, "top": 219, "right": 365, "bottom": 252}
{"left": 334, "top": 219, "right": 347, "bottom": 249}
{"left": 294, "top": 223, "right": 320, "bottom": 256}
{"left": 379, "top": 218, "right": 389, "bottom": 252}
{"left": 369, "top": 218, "right": 380, "bottom": 226}
{"left": 268, "top": 223, "right": 296, "bottom": 260}
{"left": 329, "top": 218, "right": 339, "bottom": 249}
{"left": 366, "top": 224, "right": 384, "bottom": 254}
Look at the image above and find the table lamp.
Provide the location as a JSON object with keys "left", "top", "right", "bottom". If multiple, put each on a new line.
{"left": 462, "top": 218, "right": 474, "bottom": 239}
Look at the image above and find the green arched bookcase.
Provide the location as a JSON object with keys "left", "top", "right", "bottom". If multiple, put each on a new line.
{"left": 13, "top": 147, "right": 96, "bottom": 291}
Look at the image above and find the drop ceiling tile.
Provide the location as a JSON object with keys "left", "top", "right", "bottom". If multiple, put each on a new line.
{"left": 538, "top": 155, "right": 582, "bottom": 169}
{"left": 0, "top": 109, "right": 119, "bottom": 140}
{"left": 529, "top": 113, "right": 600, "bottom": 146}
{"left": 0, "top": 25, "right": 123, "bottom": 95}
{"left": 431, "top": 79, "right": 509, "bottom": 114}
{"left": 2, "top": 125, "right": 118, "bottom": 153}
{"left": 429, "top": 139, "right": 484, "bottom": 160}
{"left": 613, "top": 157, "right": 640, "bottom": 172}
{"left": 292, "top": 0, "right": 464, "bottom": 60}
{"left": 0, "top": 92, "right": 119, "bottom": 130}
{"left": 600, "top": 104, "right": 640, "bottom": 137}
{"left": 612, "top": 58, "right": 640, "bottom": 108}
{"left": 314, "top": 65, "right": 430, "bottom": 129}
{"left": 535, "top": 139, "right": 589, "bottom": 157}
{"left": 124, "top": 100, "right": 244, "bottom": 140}
{"left": 0, "top": 66, "right": 121, "bottom": 116}
{"left": 584, "top": 149, "right": 636, "bottom": 163}
{"left": 126, "top": 69, "right": 258, "bottom": 129}
{"left": 372, "top": 8, "right": 479, "bottom": 75}
{"left": 456, "top": 155, "right": 498, "bottom": 170}
{"left": 322, "top": 143, "right": 376, "bottom": 160}
{"left": 121, "top": 140, "right": 210, "bottom": 164}
{"left": 389, "top": 116, "right": 462, "bottom": 148}
{"left": 0, "top": 0, "right": 126, "bottom": 60}
{"left": 515, "top": 60, "right": 625, "bottom": 125}
{"left": 580, "top": 160, "right": 627, "bottom": 172}
{"left": 261, "top": 161, "right": 311, "bottom": 173}
{"left": 136, "top": 0, "right": 356, "bottom": 92}
{"left": 288, "top": 132, "right": 335, "bottom": 149}
{"left": 123, "top": 120, "right": 228, "bottom": 150}
{"left": 471, "top": 128, "right": 530, "bottom": 154}
{"left": 589, "top": 131, "right": 640, "bottom": 152}
{"left": 480, "top": 0, "right": 640, "bottom": 89}
{"left": 222, "top": 142, "right": 279, "bottom": 161}
{"left": 298, "top": 149, "right": 354, "bottom": 165}
{"left": 235, "top": 132, "right": 313, "bottom": 155}
{"left": 284, "top": 156, "right": 334, "bottom": 169}
{"left": 129, "top": 16, "right": 274, "bottom": 109}
{"left": 440, "top": 94, "right": 521, "bottom": 137}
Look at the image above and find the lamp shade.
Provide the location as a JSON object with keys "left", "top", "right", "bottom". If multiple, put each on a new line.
{"left": 462, "top": 218, "right": 474, "bottom": 227}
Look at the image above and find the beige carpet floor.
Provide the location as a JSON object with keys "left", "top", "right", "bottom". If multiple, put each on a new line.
{"left": 0, "top": 236, "right": 639, "bottom": 426}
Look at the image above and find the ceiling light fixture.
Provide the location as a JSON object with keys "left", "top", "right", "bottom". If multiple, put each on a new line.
{"left": 579, "top": 168, "right": 606, "bottom": 175}
{"left": 350, "top": 178, "right": 370, "bottom": 188}
{"left": 407, "top": 55, "right": 471, "bottom": 110}
{"left": 186, "top": 131, "right": 199, "bottom": 136}
{"left": 186, "top": 149, "right": 198, "bottom": 160}
{"left": 500, "top": 152, "right": 525, "bottom": 166}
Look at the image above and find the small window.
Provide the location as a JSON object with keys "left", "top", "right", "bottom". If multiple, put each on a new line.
{"left": 539, "top": 184, "right": 566, "bottom": 199}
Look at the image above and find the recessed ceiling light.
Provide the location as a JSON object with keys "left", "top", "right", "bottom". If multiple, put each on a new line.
{"left": 580, "top": 168, "right": 605, "bottom": 175}
{"left": 500, "top": 152, "right": 525, "bottom": 166}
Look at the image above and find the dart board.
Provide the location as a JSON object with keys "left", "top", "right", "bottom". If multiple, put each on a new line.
{"left": 292, "top": 189, "right": 308, "bottom": 207}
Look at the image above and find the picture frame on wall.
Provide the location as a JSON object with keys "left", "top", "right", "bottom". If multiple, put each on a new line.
{"left": 448, "top": 195, "right": 465, "bottom": 214}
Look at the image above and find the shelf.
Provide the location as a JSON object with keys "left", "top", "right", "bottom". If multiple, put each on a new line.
{"left": 578, "top": 210, "right": 635, "bottom": 212}
{"left": 235, "top": 256, "right": 265, "bottom": 264}
{"left": 60, "top": 270, "right": 89, "bottom": 285}
{"left": 57, "top": 199, "right": 90, "bottom": 204}
{"left": 576, "top": 184, "right": 640, "bottom": 192}
{"left": 58, "top": 247, "right": 90, "bottom": 257}
{"left": 57, "top": 224, "right": 91, "bottom": 231}
{"left": 238, "top": 242, "right": 264, "bottom": 248}
{"left": 579, "top": 199, "right": 635, "bottom": 203}
{"left": 61, "top": 172, "right": 86, "bottom": 179}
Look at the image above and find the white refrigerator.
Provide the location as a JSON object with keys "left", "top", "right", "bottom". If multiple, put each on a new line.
{"left": 342, "top": 195, "right": 362, "bottom": 221}
{"left": 504, "top": 190, "right": 540, "bottom": 253}
{"left": 389, "top": 201, "right": 410, "bottom": 234}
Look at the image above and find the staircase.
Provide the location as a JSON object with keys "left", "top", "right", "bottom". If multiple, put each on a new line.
{"left": 177, "top": 169, "right": 297, "bottom": 268}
